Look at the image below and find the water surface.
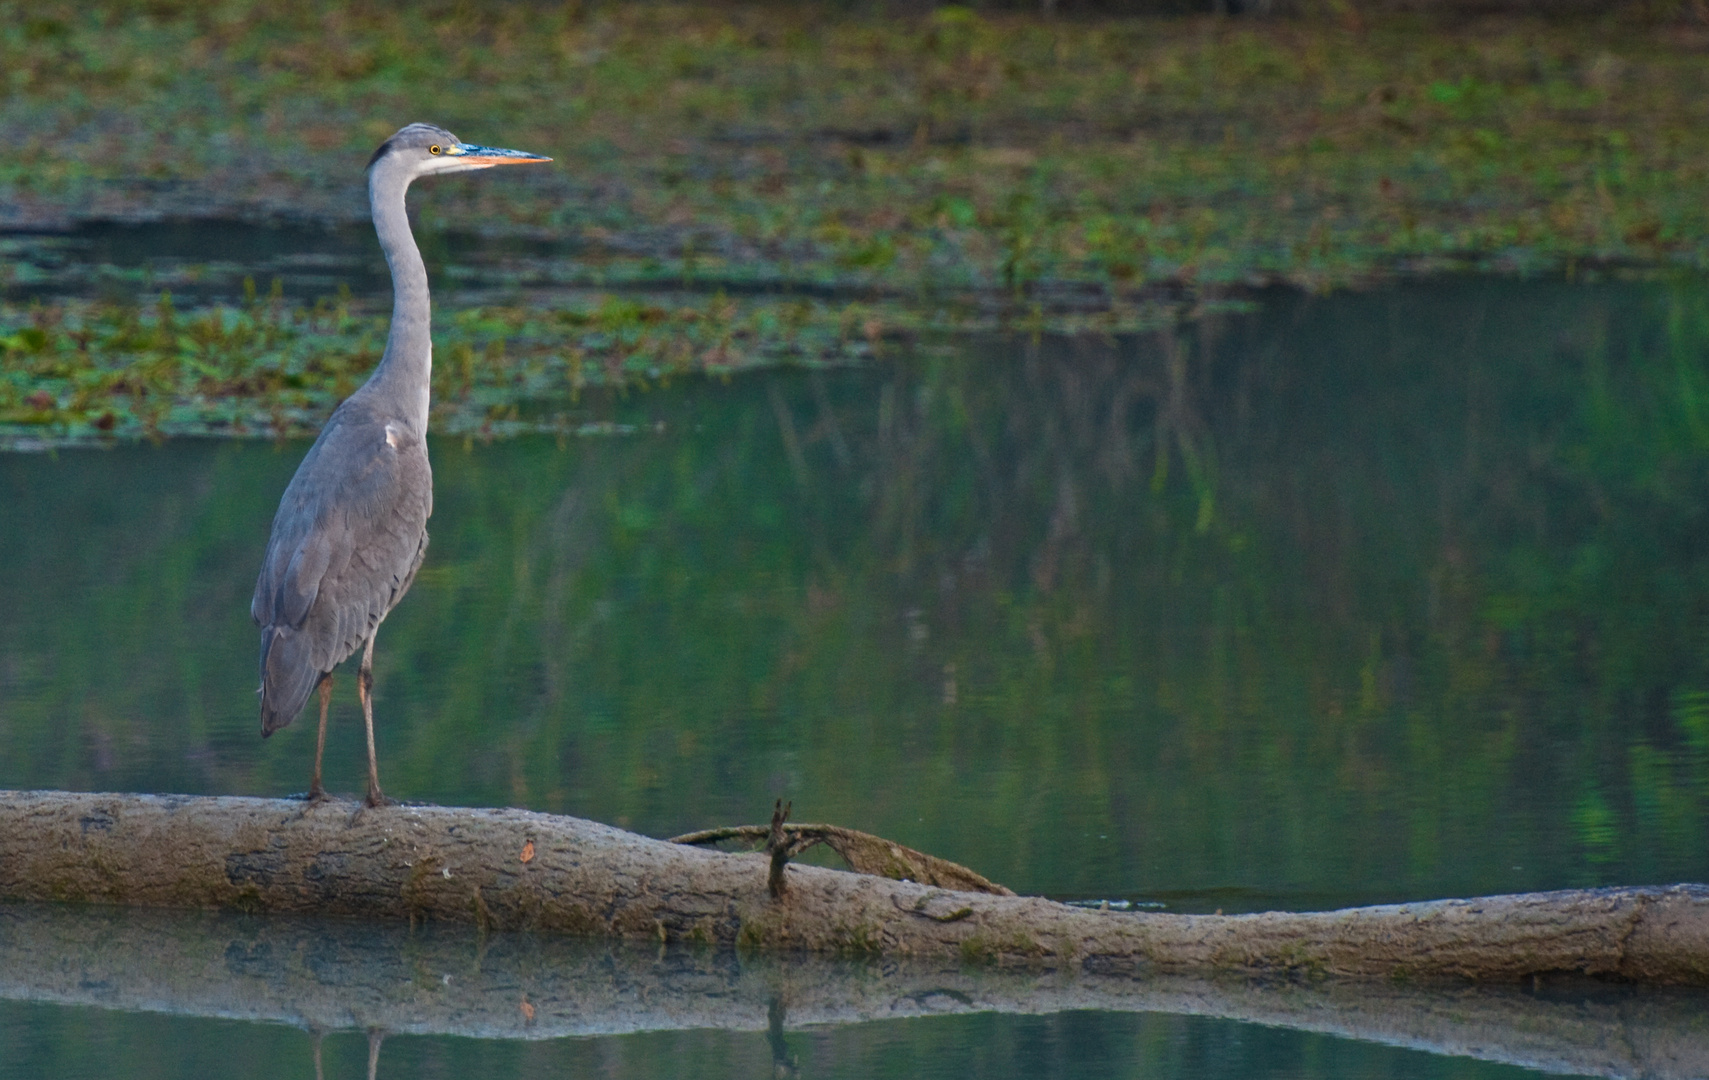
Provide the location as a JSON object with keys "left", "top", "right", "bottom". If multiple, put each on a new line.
{"left": 8, "top": 904, "right": 1702, "bottom": 1080}
{"left": 4, "top": 276, "right": 1709, "bottom": 1077}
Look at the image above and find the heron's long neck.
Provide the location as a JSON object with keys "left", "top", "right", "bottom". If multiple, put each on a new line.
{"left": 363, "top": 171, "right": 432, "bottom": 432}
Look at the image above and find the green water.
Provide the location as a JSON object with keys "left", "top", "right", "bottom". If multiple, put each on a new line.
{"left": 0, "top": 999, "right": 1583, "bottom": 1079}
{"left": 4, "top": 277, "right": 1709, "bottom": 1077}
{"left": 0, "top": 999, "right": 1582, "bottom": 1080}
{"left": 6, "top": 903, "right": 1698, "bottom": 1080}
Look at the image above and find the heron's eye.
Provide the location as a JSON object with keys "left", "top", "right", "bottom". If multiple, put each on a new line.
{"left": 429, "top": 145, "right": 442, "bottom": 155}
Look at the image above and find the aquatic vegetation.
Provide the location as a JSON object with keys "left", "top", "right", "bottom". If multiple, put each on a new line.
{"left": 3, "top": 2, "right": 1706, "bottom": 441}
{"left": 0, "top": 284, "right": 1193, "bottom": 445}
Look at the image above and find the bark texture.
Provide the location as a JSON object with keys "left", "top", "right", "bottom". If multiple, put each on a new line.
{"left": 3, "top": 905, "right": 1707, "bottom": 1080}
{"left": 3, "top": 790, "right": 1707, "bottom": 984}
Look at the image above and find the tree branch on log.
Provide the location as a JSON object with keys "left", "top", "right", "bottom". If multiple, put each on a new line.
{"left": 670, "top": 799, "right": 1014, "bottom": 896}
{"left": 767, "top": 798, "right": 793, "bottom": 899}
{"left": 1, "top": 791, "right": 1707, "bottom": 986}
{"left": 2, "top": 905, "right": 1707, "bottom": 1080}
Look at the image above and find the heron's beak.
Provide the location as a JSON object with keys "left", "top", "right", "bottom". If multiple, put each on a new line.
{"left": 448, "top": 144, "right": 552, "bottom": 168}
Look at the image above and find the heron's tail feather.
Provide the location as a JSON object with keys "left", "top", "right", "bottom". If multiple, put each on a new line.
{"left": 259, "top": 625, "right": 322, "bottom": 737}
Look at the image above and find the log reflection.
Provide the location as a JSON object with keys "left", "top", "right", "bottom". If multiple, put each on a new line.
{"left": 1, "top": 904, "right": 1706, "bottom": 1080}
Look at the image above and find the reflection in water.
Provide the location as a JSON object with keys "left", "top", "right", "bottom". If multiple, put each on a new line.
{"left": 3, "top": 280, "right": 1709, "bottom": 913}
{"left": 769, "top": 995, "right": 800, "bottom": 1078}
{"left": 310, "top": 1030, "right": 383, "bottom": 1080}
{"left": 2, "top": 903, "right": 1706, "bottom": 1080}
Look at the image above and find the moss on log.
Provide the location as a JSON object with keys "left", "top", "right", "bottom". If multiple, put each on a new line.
{"left": 2, "top": 790, "right": 1707, "bottom": 985}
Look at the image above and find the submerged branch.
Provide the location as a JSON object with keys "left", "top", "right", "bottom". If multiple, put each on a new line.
{"left": 1, "top": 790, "right": 1706, "bottom": 987}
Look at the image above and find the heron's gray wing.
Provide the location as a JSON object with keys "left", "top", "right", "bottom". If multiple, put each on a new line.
{"left": 253, "top": 411, "right": 431, "bottom": 733}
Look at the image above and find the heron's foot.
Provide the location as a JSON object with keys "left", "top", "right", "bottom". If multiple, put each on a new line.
{"left": 288, "top": 788, "right": 334, "bottom": 803}
{"left": 363, "top": 789, "right": 394, "bottom": 809}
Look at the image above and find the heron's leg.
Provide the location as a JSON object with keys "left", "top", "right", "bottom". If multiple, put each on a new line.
{"left": 366, "top": 1028, "right": 385, "bottom": 1080}
{"left": 308, "top": 673, "right": 332, "bottom": 801}
{"left": 311, "top": 1029, "right": 325, "bottom": 1080}
{"left": 359, "top": 636, "right": 386, "bottom": 807}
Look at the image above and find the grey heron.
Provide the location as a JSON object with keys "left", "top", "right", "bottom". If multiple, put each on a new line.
{"left": 252, "top": 123, "right": 550, "bottom": 806}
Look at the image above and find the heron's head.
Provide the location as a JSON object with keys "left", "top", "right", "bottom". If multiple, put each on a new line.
{"left": 366, "top": 123, "right": 551, "bottom": 185}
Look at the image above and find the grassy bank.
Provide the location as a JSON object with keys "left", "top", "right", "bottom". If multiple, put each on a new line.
{"left": 3, "top": 1, "right": 1708, "bottom": 439}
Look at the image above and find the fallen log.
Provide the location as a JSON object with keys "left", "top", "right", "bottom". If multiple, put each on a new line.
{"left": 2, "top": 790, "right": 1707, "bottom": 985}
{"left": 2, "top": 904, "right": 1707, "bottom": 1079}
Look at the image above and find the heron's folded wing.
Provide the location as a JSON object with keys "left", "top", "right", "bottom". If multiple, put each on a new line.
{"left": 301, "top": 425, "right": 433, "bottom": 664}
{"left": 251, "top": 414, "right": 427, "bottom": 668}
